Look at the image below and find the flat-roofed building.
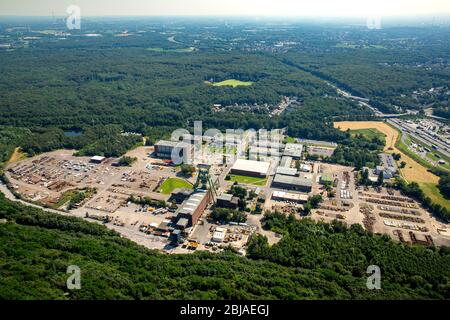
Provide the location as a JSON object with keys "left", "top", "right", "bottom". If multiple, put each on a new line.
{"left": 283, "top": 143, "right": 304, "bottom": 159}
{"left": 299, "top": 163, "right": 312, "bottom": 173}
{"left": 272, "top": 174, "right": 312, "bottom": 192}
{"left": 231, "top": 159, "right": 271, "bottom": 177}
{"left": 272, "top": 190, "right": 309, "bottom": 203}
{"left": 154, "top": 140, "right": 191, "bottom": 160}
{"left": 176, "top": 190, "right": 211, "bottom": 227}
{"left": 275, "top": 166, "right": 297, "bottom": 176}
{"left": 376, "top": 153, "right": 399, "bottom": 179}
{"left": 216, "top": 193, "right": 239, "bottom": 209}
{"left": 90, "top": 156, "right": 106, "bottom": 164}
{"left": 212, "top": 227, "right": 227, "bottom": 243}
{"left": 175, "top": 218, "right": 189, "bottom": 230}
{"left": 280, "top": 156, "right": 293, "bottom": 168}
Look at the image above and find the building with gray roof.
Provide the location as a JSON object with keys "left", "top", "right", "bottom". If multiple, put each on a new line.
{"left": 272, "top": 174, "right": 312, "bottom": 192}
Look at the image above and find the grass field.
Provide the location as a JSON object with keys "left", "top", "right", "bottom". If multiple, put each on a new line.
{"left": 350, "top": 128, "right": 386, "bottom": 143}
{"left": 159, "top": 178, "right": 193, "bottom": 194}
{"left": 334, "top": 121, "right": 449, "bottom": 210}
{"left": 419, "top": 183, "right": 449, "bottom": 209}
{"left": 334, "top": 121, "right": 435, "bottom": 182}
{"left": 205, "top": 79, "right": 253, "bottom": 88}
{"left": 229, "top": 174, "right": 268, "bottom": 186}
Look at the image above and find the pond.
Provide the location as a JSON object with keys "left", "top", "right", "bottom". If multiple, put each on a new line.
{"left": 64, "top": 130, "right": 83, "bottom": 137}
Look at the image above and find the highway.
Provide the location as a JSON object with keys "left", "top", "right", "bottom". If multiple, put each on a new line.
{"left": 332, "top": 80, "right": 450, "bottom": 162}
{"left": 387, "top": 119, "right": 450, "bottom": 159}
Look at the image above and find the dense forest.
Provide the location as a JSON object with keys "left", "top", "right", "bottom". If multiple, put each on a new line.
{"left": 0, "top": 19, "right": 449, "bottom": 300}
{"left": 3, "top": 21, "right": 446, "bottom": 160}
{"left": 1, "top": 194, "right": 449, "bottom": 300}
{"left": 248, "top": 212, "right": 450, "bottom": 299}
{"left": 283, "top": 42, "right": 450, "bottom": 114}
{"left": 0, "top": 46, "right": 377, "bottom": 162}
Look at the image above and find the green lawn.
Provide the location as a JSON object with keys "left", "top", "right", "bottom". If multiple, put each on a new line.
{"left": 419, "top": 182, "right": 450, "bottom": 211}
{"left": 229, "top": 174, "right": 268, "bottom": 186}
{"left": 205, "top": 79, "right": 253, "bottom": 88}
{"left": 427, "top": 152, "right": 440, "bottom": 161}
{"left": 159, "top": 178, "right": 193, "bottom": 194}
{"left": 350, "top": 128, "right": 386, "bottom": 144}
{"left": 284, "top": 136, "right": 296, "bottom": 144}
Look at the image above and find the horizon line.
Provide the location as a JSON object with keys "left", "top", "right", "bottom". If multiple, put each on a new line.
{"left": 1, "top": 14, "right": 450, "bottom": 19}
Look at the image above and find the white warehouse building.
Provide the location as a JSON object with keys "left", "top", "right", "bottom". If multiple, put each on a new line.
{"left": 231, "top": 159, "right": 271, "bottom": 177}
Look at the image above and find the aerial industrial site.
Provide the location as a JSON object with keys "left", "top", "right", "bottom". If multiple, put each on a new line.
{"left": 3, "top": 128, "right": 450, "bottom": 255}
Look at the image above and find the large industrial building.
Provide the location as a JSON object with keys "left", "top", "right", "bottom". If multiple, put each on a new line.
{"left": 154, "top": 140, "right": 191, "bottom": 160}
{"left": 176, "top": 190, "right": 211, "bottom": 228}
{"left": 272, "top": 174, "right": 313, "bottom": 192}
{"left": 231, "top": 159, "right": 271, "bottom": 177}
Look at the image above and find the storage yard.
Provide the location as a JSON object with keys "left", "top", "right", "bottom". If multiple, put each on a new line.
{"left": 4, "top": 128, "right": 450, "bottom": 252}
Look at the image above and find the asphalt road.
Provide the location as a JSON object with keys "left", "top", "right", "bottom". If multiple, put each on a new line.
{"left": 388, "top": 119, "right": 450, "bottom": 159}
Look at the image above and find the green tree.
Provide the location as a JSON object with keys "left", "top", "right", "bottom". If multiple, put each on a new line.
{"left": 180, "top": 164, "right": 196, "bottom": 176}
{"left": 377, "top": 171, "right": 384, "bottom": 186}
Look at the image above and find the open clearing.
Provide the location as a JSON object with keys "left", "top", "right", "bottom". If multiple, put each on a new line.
{"left": 229, "top": 174, "right": 268, "bottom": 186}
{"left": 335, "top": 121, "right": 398, "bottom": 151}
{"left": 334, "top": 121, "right": 448, "bottom": 209}
{"left": 419, "top": 183, "right": 449, "bottom": 210}
{"left": 205, "top": 79, "right": 253, "bottom": 88}
{"left": 7, "top": 148, "right": 27, "bottom": 164}
{"left": 350, "top": 128, "right": 386, "bottom": 143}
{"left": 158, "top": 177, "right": 193, "bottom": 194}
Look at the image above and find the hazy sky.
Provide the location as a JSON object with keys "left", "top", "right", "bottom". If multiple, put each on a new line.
{"left": 1, "top": 0, "right": 449, "bottom": 17}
